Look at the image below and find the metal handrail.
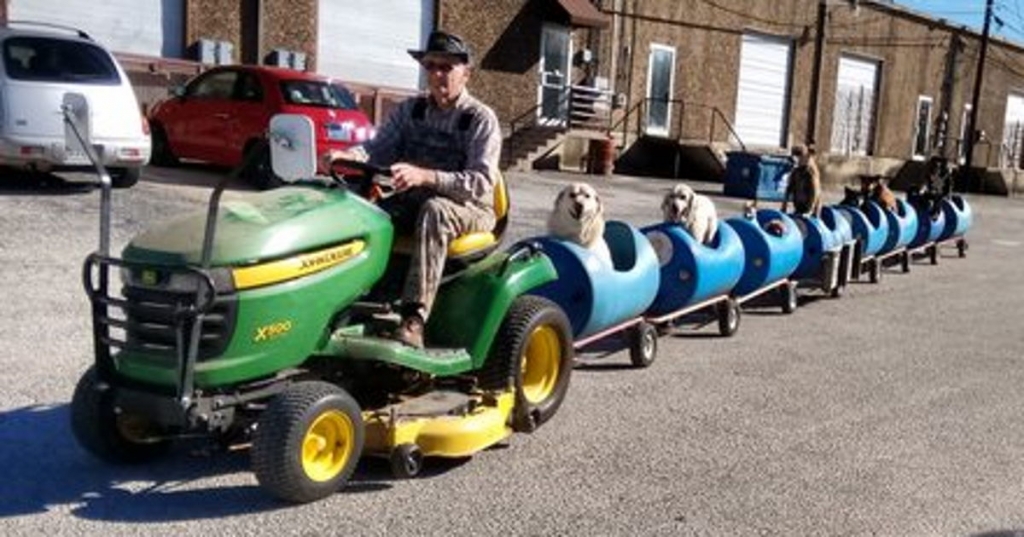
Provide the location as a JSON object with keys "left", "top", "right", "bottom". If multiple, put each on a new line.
{"left": 611, "top": 97, "right": 746, "bottom": 151}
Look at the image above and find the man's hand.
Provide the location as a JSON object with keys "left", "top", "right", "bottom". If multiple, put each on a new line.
{"left": 391, "top": 163, "right": 437, "bottom": 191}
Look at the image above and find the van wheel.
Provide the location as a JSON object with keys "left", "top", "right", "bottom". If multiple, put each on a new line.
{"left": 109, "top": 168, "right": 140, "bottom": 188}
{"left": 242, "top": 141, "right": 284, "bottom": 190}
{"left": 149, "top": 124, "right": 178, "bottom": 167}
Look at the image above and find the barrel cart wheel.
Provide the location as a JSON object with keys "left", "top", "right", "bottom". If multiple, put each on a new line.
{"left": 928, "top": 244, "right": 939, "bottom": 265}
{"left": 780, "top": 281, "right": 798, "bottom": 314}
{"left": 830, "top": 281, "right": 844, "bottom": 298}
{"left": 629, "top": 321, "right": 658, "bottom": 368}
{"left": 900, "top": 251, "right": 910, "bottom": 273}
{"left": 957, "top": 239, "right": 968, "bottom": 258}
{"left": 717, "top": 298, "right": 741, "bottom": 337}
{"left": 868, "top": 260, "right": 881, "bottom": 284}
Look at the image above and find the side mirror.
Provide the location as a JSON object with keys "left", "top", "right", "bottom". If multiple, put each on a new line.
{"left": 170, "top": 85, "right": 185, "bottom": 98}
{"left": 269, "top": 113, "right": 316, "bottom": 182}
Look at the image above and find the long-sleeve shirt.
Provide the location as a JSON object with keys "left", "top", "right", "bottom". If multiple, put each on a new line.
{"left": 361, "top": 90, "right": 501, "bottom": 209}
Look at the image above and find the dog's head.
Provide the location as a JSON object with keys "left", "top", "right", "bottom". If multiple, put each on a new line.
{"left": 548, "top": 182, "right": 605, "bottom": 247}
{"left": 662, "top": 183, "right": 697, "bottom": 223}
{"left": 764, "top": 219, "right": 787, "bottom": 237}
{"left": 841, "top": 186, "right": 862, "bottom": 207}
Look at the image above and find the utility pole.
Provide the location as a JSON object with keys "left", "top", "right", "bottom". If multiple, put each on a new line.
{"left": 964, "top": 0, "right": 994, "bottom": 178}
{"left": 806, "top": 0, "right": 827, "bottom": 147}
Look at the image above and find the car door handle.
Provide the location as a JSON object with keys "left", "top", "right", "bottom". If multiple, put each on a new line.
{"left": 213, "top": 113, "right": 230, "bottom": 120}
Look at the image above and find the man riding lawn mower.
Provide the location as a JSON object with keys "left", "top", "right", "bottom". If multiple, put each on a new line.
{"left": 68, "top": 105, "right": 574, "bottom": 503}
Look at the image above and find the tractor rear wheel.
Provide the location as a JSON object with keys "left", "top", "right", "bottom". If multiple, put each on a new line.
{"left": 479, "top": 296, "right": 573, "bottom": 433}
{"left": 70, "top": 366, "right": 172, "bottom": 464}
{"left": 252, "top": 381, "right": 363, "bottom": 503}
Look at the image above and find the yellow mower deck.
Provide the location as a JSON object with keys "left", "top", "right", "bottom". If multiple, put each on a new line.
{"left": 363, "top": 391, "right": 514, "bottom": 458}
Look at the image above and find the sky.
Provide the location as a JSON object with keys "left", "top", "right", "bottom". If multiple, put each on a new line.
{"left": 894, "top": 0, "right": 1024, "bottom": 44}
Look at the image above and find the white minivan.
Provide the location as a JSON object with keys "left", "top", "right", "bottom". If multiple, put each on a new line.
{"left": 0, "top": 23, "right": 150, "bottom": 187}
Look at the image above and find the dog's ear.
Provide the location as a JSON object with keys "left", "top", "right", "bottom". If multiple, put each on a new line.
{"left": 554, "top": 188, "right": 567, "bottom": 208}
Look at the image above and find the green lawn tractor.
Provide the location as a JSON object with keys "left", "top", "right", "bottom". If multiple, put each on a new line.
{"left": 68, "top": 109, "right": 574, "bottom": 503}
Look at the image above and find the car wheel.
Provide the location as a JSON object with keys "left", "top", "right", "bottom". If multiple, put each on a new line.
{"left": 242, "top": 141, "right": 284, "bottom": 190}
{"left": 149, "top": 124, "right": 178, "bottom": 167}
{"left": 109, "top": 167, "right": 140, "bottom": 188}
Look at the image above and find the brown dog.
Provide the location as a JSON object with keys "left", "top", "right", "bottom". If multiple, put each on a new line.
{"left": 783, "top": 144, "right": 822, "bottom": 217}
{"left": 860, "top": 174, "right": 897, "bottom": 212}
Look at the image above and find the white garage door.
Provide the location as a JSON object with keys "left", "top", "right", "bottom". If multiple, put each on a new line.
{"left": 317, "top": 0, "right": 433, "bottom": 90}
{"left": 734, "top": 33, "right": 792, "bottom": 148}
{"left": 832, "top": 55, "right": 880, "bottom": 157}
{"left": 8, "top": 0, "right": 184, "bottom": 57}
{"left": 1001, "top": 93, "right": 1024, "bottom": 168}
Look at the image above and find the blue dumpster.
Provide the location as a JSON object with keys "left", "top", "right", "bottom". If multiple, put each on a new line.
{"left": 723, "top": 152, "right": 794, "bottom": 201}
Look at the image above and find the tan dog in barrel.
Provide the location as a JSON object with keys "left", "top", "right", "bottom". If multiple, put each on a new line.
{"left": 662, "top": 183, "right": 719, "bottom": 244}
{"left": 548, "top": 182, "right": 612, "bottom": 263}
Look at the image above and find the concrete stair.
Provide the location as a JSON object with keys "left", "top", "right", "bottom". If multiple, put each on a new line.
{"left": 501, "top": 125, "right": 566, "bottom": 171}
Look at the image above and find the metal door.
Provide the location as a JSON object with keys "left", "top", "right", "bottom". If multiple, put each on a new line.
{"left": 538, "top": 24, "right": 571, "bottom": 125}
{"left": 645, "top": 44, "right": 675, "bottom": 136}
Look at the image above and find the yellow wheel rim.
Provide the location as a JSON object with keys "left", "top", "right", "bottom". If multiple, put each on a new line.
{"left": 520, "top": 324, "right": 562, "bottom": 405}
{"left": 301, "top": 410, "right": 355, "bottom": 482}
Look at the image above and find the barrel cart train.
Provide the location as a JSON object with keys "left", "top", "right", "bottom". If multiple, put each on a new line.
{"left": 66, "top": 110, "right": 975, "bottom": 504}
{"left": 523, "top": 193, "right": 974, "bottom": 368}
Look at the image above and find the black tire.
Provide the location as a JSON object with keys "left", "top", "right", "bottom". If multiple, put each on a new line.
{"left": 390, "top": 443, "right": 424, "bottom": 479}
{"left": 70, "top": 366, "right": 172, "bottom": 464}
{"left": 242, "top": 140, "right": 284, "bottom": 190}
{"left": 957, "top": 239, "right": 968, "bottom": 258}
{"left": 149, "top": 123, "right": 178, "bottom": 167}
{"left": 109, "top": 167, "right": 140, "bottom": 188}
{"left": 717, "top": 298, "right": 740, "bottom": 337}
{"left": 252, "top": 381, "right": 364, "bottom": 503}
{"left": 869, "top": 260, "right": 881, "bottom": 284}
{"left": 780, "top": 281, "right": 798, "bottom": 314}
{"left": 478, "top": 295, "right": 573, "bottom": 433}
{"left": 929, "top": 245, "right": 939, "bottom": 265}
{"left": 629, "top": 321, "right": 658, "bottom": 368}
{"left": 830, "top": 282, "right": 844, "bottom": 298}
{"left": 900, "top": 251, "right": 910, "bottom": 273}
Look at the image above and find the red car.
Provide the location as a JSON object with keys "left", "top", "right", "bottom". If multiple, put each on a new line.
{"left": 148, "top": 65, "right": 374, "bottom": 188}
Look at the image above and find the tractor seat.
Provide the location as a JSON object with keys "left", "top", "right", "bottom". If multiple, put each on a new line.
{"left": 391, "top": 171, "right": 510, "bottom": 265}
{"left": 447, "top": 171, "right": 509, "bottom": 262}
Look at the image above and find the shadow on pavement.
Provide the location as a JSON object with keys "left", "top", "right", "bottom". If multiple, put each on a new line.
{"left": 0, "top": 168, "right": 97, "bottom": 196}
{"left": 0, "top": 402, "right": 421, "bottom": 522}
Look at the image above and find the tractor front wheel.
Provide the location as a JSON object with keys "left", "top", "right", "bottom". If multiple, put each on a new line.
{"left": 252, "top": 381, "right": 364, "bottom": 503}
{"left": 70, "top": 366, "right": 172, "bottom": 464}
{"left": 480, "top": 296, "right": 573, "bottom": 433}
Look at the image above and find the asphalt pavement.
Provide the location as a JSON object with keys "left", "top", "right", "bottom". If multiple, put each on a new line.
{"left": 1, "top": 164, "right": 1023, "bottom": 536}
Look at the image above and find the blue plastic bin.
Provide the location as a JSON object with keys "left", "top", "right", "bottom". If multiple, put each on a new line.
{"left": 723, "top": 152, "right": 794, "bottom": 201}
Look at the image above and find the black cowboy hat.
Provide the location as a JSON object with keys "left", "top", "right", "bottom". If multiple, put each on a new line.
{"left": 408, "top": 31, "right": 471, "bottom": 64}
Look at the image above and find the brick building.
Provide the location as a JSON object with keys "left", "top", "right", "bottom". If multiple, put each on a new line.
{"left": 3, "top": 0, "right": 1022, "bottom": 192}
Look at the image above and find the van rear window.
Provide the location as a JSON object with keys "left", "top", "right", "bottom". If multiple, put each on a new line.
{"left": 3, "top": 36, "right": 120, "bottom": 84}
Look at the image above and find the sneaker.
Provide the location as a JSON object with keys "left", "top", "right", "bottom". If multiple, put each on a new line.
{"left": 393, "top": 315, "right": 425, "bottom": 348}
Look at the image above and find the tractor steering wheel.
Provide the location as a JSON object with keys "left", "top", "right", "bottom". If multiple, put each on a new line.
{"left": 328, "top": 158, "right": 395, "bottom": 200}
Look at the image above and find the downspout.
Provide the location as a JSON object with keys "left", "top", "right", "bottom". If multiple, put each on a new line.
{"left": 806, "top": 0, "right": 826, "bottom": 146}
{"left": 625, "top": 0, "right": 638, "bottom": 139}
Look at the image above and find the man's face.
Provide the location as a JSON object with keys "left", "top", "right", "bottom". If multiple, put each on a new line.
{"left": 421, "top": 53, "right": 469, "bottom": 106}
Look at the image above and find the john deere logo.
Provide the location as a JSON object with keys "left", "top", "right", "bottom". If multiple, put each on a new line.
{"left": 141, "top": 269, "right": 159, "bottom": 286}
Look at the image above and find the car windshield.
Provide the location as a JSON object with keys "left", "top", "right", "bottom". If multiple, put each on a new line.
{"left": 281, "top": 79, "right": 357, "bottom": 109}
{"left": 3, "top": 36, "right": 120, "bottom": 84}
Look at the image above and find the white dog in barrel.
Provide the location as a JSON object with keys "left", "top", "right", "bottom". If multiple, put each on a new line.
{"left": 662, "top": 183, "right": 719, "bottom": 244}
{"left": 547, "top": 182, "right": 612, "bottom": 264}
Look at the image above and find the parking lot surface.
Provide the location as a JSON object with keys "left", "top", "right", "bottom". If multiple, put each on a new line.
{"left": 1, "top": 165, "right": 1023, "bottom": 536}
